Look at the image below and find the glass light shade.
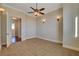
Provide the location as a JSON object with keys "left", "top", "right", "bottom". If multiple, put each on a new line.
{"left": 42, "top": 19, "right": 46, "bottom": 23}
{"left": 0, "top": 8, "right": 5, "bottom": 12}
{"left": 34, "top": 12, "right": 38, "bottom": 16}
{"left": 57, "top": 16, "right": 60, "bottom": 19}
{"left": 34, "top": 12, "right": 40, "bottom": 16}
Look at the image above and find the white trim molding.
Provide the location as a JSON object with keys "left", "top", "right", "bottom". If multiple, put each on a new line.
{"left": 22, "top": 36, "right": 62, "bottom": 44}
{"left": 37, "top": 36, "right": 62, "bottom": 44}
{"left": 63, "top": 45, "right": 79, "bottom": 52}
{"left": 1, "top": 4, "right": 27, "bottom": 15}
{"left": 22, "top": 36, "right": 36, "bottom": 41}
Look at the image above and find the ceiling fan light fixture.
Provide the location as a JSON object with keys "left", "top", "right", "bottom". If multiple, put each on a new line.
{"left": 34, "top": 12, "right": 38, "bottom": 16}
{"left": 34, "top": 12, "right": 40, "bottom": 16}
{"left": 28, "top": 3, "right": 45, "bottom": 16}
{"left": 37, "top": 12, "right": 40, "bottom": 16}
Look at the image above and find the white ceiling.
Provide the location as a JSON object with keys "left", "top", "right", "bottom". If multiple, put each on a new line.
{"left": 3, "top": 3, "right": 62, "bottom": 16}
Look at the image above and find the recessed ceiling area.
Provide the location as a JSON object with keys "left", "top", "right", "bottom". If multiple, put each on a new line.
{"left": 2, "top": 3, "right": 62, "bottom": 16}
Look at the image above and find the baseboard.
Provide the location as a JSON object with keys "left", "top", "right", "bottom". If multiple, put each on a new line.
{"left": 22, "top": 36, "right": 36, "bottom": 41}
{"left": 63, "top": 45, "right": 79, "bottom": 52}
{"left": 26, "top": 36, "right": 36, "bottom": 39}
{"left": 22, "top": 36, "right": 62, "bottom": 44}
{"left": 37, "top": 36, "right": 62, "bottom": 44}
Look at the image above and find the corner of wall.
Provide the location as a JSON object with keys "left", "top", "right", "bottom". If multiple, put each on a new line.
{"left": 37, "top": 36, "right": 62, "bottom": 44}
{"left": 63, "top": 44, "right": 79, "bottom": 52}
{"left": 22, "top": 35, "right": 36, "bottom": 41}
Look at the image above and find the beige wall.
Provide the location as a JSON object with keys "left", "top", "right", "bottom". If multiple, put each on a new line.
{"left": 36, "top": 8, "right": 63, "bottom": 43}
{"left": 0, "top": 11, "right": 1, "bottom": 49}
{"left": 63, "top": 4, "right": 79, "bottom": 51}
{"left": 0, "top": 4, "right": 7, "bottom": 46}
{"left": 0, "top": 4, "right": 2, "bottom": 49}
{"left": 1, "top": 12, "right": 7, "bottom": 45}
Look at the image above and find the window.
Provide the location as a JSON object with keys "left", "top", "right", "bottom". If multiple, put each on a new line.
{"left": 12, "top": 23, "right": 15, "bottom": 30}
{"left": 75, "top": 16, "right": 78, "bottom": 38}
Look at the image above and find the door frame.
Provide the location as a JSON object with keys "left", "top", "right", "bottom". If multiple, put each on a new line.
{"left": 11, "top": 17, "right": 22, "bottom": 42}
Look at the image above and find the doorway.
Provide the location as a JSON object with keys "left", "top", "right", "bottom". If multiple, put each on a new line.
{"left": 11, "top": 17, "right": 21, "bottom": 43}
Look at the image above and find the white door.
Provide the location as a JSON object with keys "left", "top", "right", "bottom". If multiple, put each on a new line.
{"left": 6, "top": 13, "right": 12, "bottom": 47}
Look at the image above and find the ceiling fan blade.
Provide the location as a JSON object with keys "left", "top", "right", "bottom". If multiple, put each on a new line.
{"left": 28, "top": 12, "right": 34, "bottom": 13}
{"left": 39, "top": 8, "right": 45, "bottom": 11}
{"left": 30, "top": 7, "right": 36, "bottom": 11}
{"left": 39, "top": 12, "right": 44, "bottom": 15}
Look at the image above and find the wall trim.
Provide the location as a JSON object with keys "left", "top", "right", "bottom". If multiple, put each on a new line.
{"left": 22, "top": 36, "right": 62, "bottom": 44}
{"left": 2, "top": 4, "right": 27, "bottom": 15}
{"left": 63, "top": 45, "right": 79, "bottom": 52}
{"left": 22, "top": 36, "right": 36, "bottom": 41}
{"left": 37, "top": 36, "right": 62, "bottom": 44}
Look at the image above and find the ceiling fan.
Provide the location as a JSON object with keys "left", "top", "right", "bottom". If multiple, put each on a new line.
{"left": 28, "top": 3, "right": 45, "bottom": 16}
